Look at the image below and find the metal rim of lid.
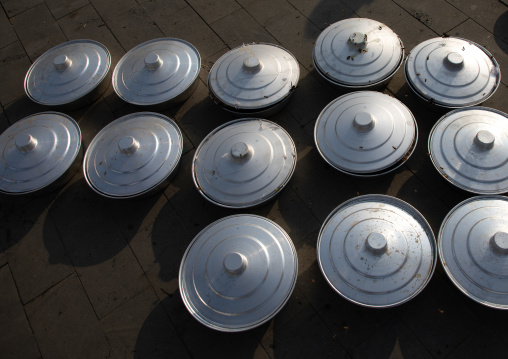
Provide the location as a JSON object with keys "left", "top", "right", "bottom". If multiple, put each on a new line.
{"left": 317, "top": 194, "right": 436, "bottom": 308}
{"left": 112, "top": 38, "right": 201, "bottom": 106}
{"left": 192, "top": 118, "right": 297, "bottom": 208}
{"left": 0, "top": 112, "right": 81, "bottom": 194}
{"left": 24, "top": 39, "right": 111, "bottom": 106}
{"left": 439, "top": 195, "right": 508, "bottom": 309}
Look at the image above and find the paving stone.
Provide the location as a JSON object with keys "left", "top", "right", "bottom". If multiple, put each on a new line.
{"left": 198, "top": 47, "right": 229, "bottom": 84}
{"left": 45, "top": 0, "right": 89, "bottom": 19}
{"left": 461, "top": 295, "right": 508, "bottom": 343}
{"left": 0, "top": 250, "right": 6, "bottom": 267}
{"left": 0, "top": 7, "right": 17, "bottom": 50}
{"left": 0, "top": 41, "right": 31, "bottom": 107}
{"left": 342, "top": 0, "right": 409, "bottom": 27}
{"left": 89, "top": 0, "right": 137, "bottom": 21}
{"left": 482, "top": 82, "right": 508, "bottom": 114}
{"left": 238, "top": 0, "right": 296, "bottom": 27}
{"left": 2, "top": 96, "right": 49, "bottom": 125}
{"left": 288, "top": 0, "right": 357, "bottom": 30}
{"left": 0, "top": 0, "right": 43, "bottom": 17}
{"left": 446, "top": 328, "right": 508, "bottom": 359}
{"left": 0, "top": 107, "right": 8, "bottom": 134}
{"left": 75, "top": 97, "right": 116, "bottom": 151}
{"left": 186, "top": 0, "right": 241, "bottom": 24}
{"left": 389, "top": 11, "right": 439, "bottom": 53}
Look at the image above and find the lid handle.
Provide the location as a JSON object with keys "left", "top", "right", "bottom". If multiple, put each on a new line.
{"left": 145, "top": 53, "right": 163, "bottom": 71}
{"left": 231, "top": 142, "right": 251, "bottom": 160}
{"left": 224, "top": 252, "right": 247, "bottom": 275}
{"left": 53, "top": 55, "right": 72, "bottom": 71}
{"left": 353, "top": 112, "right": 375, "bottom": 132}
{"left": 15, "top": 134, "right": 37, "bottom": 153}
{"left": 473, "top": 130, "right": 495, "bottom": 151}
{"left": 242, "top": 56, "right": 262, "bottom": 73}
{"left": 118, "top": 136, "right": 140, "bottom": 155}
{"left": 490, "top": 232, "right": 508, "bottom": 254}
{"left": 445, "top": 52, "right": 464, "bottom": 68}
{"left": 366, "top": 233, "right": 387, "bottom": 255}
{"left": 349, "top": 32, "right": 367, "bottom": 45}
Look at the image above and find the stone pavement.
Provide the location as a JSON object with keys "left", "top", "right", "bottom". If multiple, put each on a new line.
{"left": 1, "top": 0, "right": 508, "bottom": 358}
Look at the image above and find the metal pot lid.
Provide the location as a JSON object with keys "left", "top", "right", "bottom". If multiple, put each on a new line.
{"left": 313, "top": 18, "right": 404, "bottom": 87}
{"left": 193, "top": 118, "right": 297, "bottom": 208}
{"left": 207, "top": 43, "right": 299, "bottom": 111}
{"left": 429, "top": 107, "right": 508, "bottom": 194}
{"left": 83, "top": 112, "right": 182, "bottom": 198}
{"left": 25, "top": 40, "right": 110, "bottom": 106}
{"left": 179, "top": 214, "right": 298, "bottom": 331}
{"left": 439, "top": 196, "right": 508, "bottom": 309}
{"left": 0, "top": 112, "right": 81, "bottom": 194}
{"left": 314, "top": 91, "right": 417, "bottom": 176}
{"left": 405, "top": 37, "right": 501, "bottom": 108}
{"left": 113, "top": 38, "right": 200, "bottom": 106}
{"left": 317, "top": 195, "right": 436, "bottom": 307}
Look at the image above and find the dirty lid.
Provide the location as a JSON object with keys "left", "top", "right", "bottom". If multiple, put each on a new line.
{"left": 0, "top": 112, "right": 81, "bottom": 194}
{"left": 405, "top": 37, "right": 501, "bottom": 108}
{"left": 179, "top": 214, "right": 298, "bottom": 331}
{"left": 83, "top": 112, "right": 182, "bottom": 198}
{"left": 193, "top": 118, "right": 297, "bottom": 208}
{"left": 113, "top": 38, "right": 200, "bottom": 106}
{"left": 25, "top": 40, "right": 110, "bottom": 106}
{"left": 317, "top": 195, "right": 436, "bottom": 307}
{"left": 314, "top": 91, "right": 417, "bottom": 176}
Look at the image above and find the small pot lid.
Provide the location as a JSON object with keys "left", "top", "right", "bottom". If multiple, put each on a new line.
{"left": 313, "top": 18, "right": 404, "bottom": 87}
{"left": 113, "top": 38, "right": 200, "bottom": 106}
{"left": 317, "top": 195, "right": 436, "bottom": 307}
{"left": 179, "top": 214, "right": 298, "bottom": 331}
{"left": 0, "top": 112, "right": 81, "bottom": 194}
{"left": 439, "top": 196, "right": 508, "bottom": 309}
{"left": 405, "top": 37, "right": 501, "bottom": 108}
{"left": 429, "top": 107, "right": 508, "bottom": 194}
{"left": 192, "top": 118, "right": 297, "bottom": 208}
{"left": 207, "top": 43, "right": 299, "bottom": 111}
{"left": 83, "top": 112, "right": 182, "bottom": 198}
{"left": 314, "top": 91, "right": 417, "bottom": 176}
{"left": 25, "top": 40, "right": 110, "bottom": 106}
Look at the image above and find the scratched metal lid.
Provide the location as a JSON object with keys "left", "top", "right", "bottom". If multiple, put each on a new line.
{"left": 405, "top": 37, "right": 501, "bottom": 108}
{"left": 439, "top": 196, "right": 508, "bottom": 309}
{"left": 25, "top": 40, "right": 110, "bottom": 106}
{"left": 0, "top": 112, "right": 81, "bottom": 194}
{"left": 193, "top": 118, "right": 297, "bottom": 208}
{"left": 317, "top": 195, "right": 436, "bottom": 307}
{"left": 83, "top": 112, "right": 182, "bottom": 198}
{"left": 313, "top": 18, "right": 404, "bottom": 87}
{"left": 179, "top": 214, "right": 298, "bottom": 331}
{"left": 314, "top": 91, "right": 417, "bottom": 176}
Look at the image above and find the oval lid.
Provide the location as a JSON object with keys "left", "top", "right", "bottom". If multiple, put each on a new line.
{"left": 313, "top": 18, "right": 404, "bottom": 87}
{"left": 208, "top": 43, "right": 299, "bottom": 111}
{"left": 317, "top": 195, "right": 436, "bottom": 307}
{"left": 429, "top": 107, "right": 508, "bottom": 194}
{"left": 113, "top": 38, "right": 200, "bottom": 106}
{"left": 405, "top": 37, "right": 501, "bottom": 108}
{"left": 83, "top": 112, "right": 182, "bottom": 198}
{"left": 25, "top": 40, "right": 110, "bottom": 106}
{"left": 193, "top": 118, "right": 297, "bottom": 208}
{"left": 0, "top": 112, "right": 81, "bottom": 194}
{"left": 179, "top": 214, "right": 298, "bottom": 331}
{"left": 439, "top": 196, "right": 508, "bottom": 309}
{"left": 314, "top": 91, "right": 417, "bottom": 176}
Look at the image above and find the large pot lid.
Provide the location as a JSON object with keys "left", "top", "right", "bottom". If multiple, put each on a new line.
{"left": 439, "top": 196, "right": 508, "bottom": 309}
{"left": 179, "top": 214, "right": 298, "bottom": 331}
{"left": 83, "top": 112, "right": 182, "bottom": 198}
{"left": 313, "top": 18, "right": 404, "bottom": 87}
{"left": 318, "top": 195, "right": 436, "bottom": 307}
{"left": 25, "top": 40, "right": 110, "bottom": 106}
{"left": 314, "top": 91, "right": 417, "bottom": 176}
{"left": 429, "top": 107, "right": 508, "bottom": 194}
{"left": 405, "top": 37, "right": 501, "bottom": 108}
{"left": 192, "top": 118, "right": 297, "bottom": 208}
{"left": 113, "top": 38, "right": 200, "bottom": 106}
{"left": 207, "top": 43, "right": 299, "bottom": 111}
{"left": 0, "top": 112, "right": 81, "bottom": 194}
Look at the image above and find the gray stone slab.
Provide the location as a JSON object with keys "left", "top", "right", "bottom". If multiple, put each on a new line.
{"left": 388, "top": 11, "right": 439, "bottom": 54}
{"left": 342, "top": 0, "right": 409, "bottom": 26}
{"left": 237, "top": 0, "right": 296, "bottom": 27}
{"left": 45, "top": 0, "right": 89, "bottom": 19}
{"left": 288, "top": 0, "right": 357, "bottom": 30}
{"left": 89, "top": 0, "right": 137, "bottom": 21}
{"left": 75, "top": 97, "right": 116, "bottom": 151}
{"left": 447, "top": 328, "right": 508, "bottom": 359}
{"left": 482, "top": 77, "right": 508, "bottom": 114}
{"left": 2, "top": 95, "right": 48, "bottom": 125}
{"left": 0, "top": 0, "right": 43, "bottom": 17}
{"left": 198, "top": 47, "right": 229, "bottom": 85}
{"left": 0, "top": 41, "right": 31, "bottom": 107}
{"left": 0, "top": 6, "right": 17, "bottom": 50}
{"left": 186, "top": 0, "right": 241, "bottom": 24}
{"left": 0, "top": 107, "right": 8, "bottom": 134}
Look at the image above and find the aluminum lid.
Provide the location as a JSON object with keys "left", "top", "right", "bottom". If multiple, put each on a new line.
{"left": 0, "top": 112, "right": 81, "bottom": 194}
{"left": 318, "top": 195, "right": 436, "bottom": 307}
{"left": 83, "top": 112, "right": 182, "bottom": 198}
{"left": 25, "top": 40, "right": 110, "bottom": 106}
{"left": 193, "top": 118, "right": 297, "bottom": 208}
{"left": 179, "top": 214, "right": 298, "bottom": 331}
{"left": 314, "top": 91, "right": 417, "bottom": 176}
{"left": 313, "top": 18, "right": 404, "bottom": 87}
{"left": 439, "top": 196, "right": 508, "bottom": 309}
{"left": 405, "top": 37, "right": 501, "bottom": 108}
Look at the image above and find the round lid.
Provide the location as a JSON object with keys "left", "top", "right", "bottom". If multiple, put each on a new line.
{"left": 83, "top": 112, "right": 182, "bottom": 198}
{"left": 192, "top": 118, "right": 297, "bottom": 208}
{"left": 25, "top": 40, "right": 110, "bottom": 106}
{"left": 179, "top": 214, "right": 298, "bottom": 331}
{"left": 207, "top": 43, "right": 299, "bottom": 111}
{"left": 313, "top": 18, "right": 404, "bottom": 87}
{"left": 439, "top": 196, "right": 508, "bottom": 309}
{"left": 113, "top": 38, "right": 200, "bottom": 106}
{"left": 314, "top": 91, "right": 417, "bottom": 176}
{"left": 317, "top": 195, "right": 436, "bottom": 307}
{"left": 0, "top": 112, "right": 81, "bottom": 194}
{"left": 405, "top": 37, "right": 501, "bottom": 108}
